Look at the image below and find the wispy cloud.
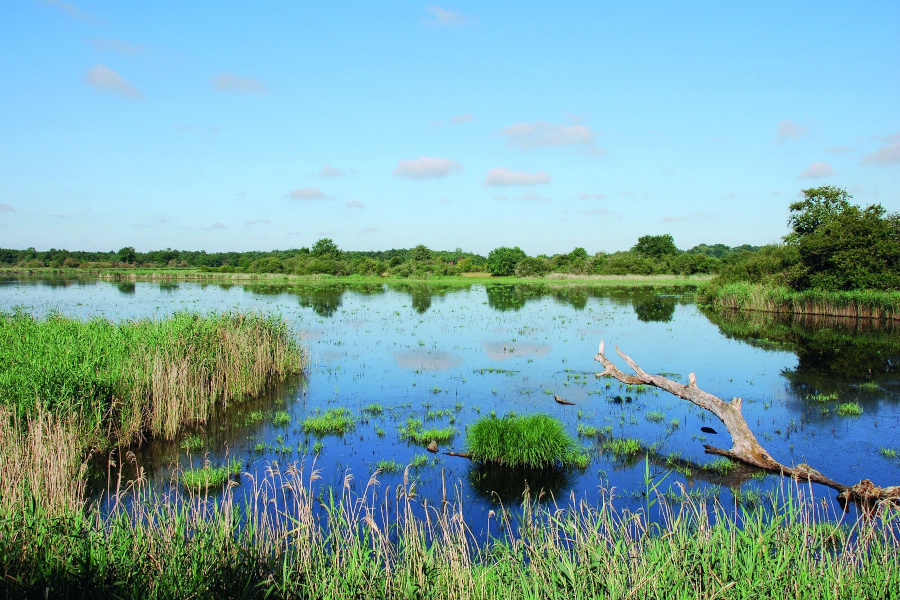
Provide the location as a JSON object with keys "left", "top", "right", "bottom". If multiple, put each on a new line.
{"left": 862, "top": 143, "right": 900, "bottom": 165}
{"left": 0, "top": 203, "right": 14, "bottom": 212}
{"left": 451, "top": 113, "right": 475, "bottom": 124}
{"left": 212, "top": 73, "right": 268, "bottom": 94}
{"left": 345, "top": 199, "right": 365, "bottom": 208}
{"left": 578, "top": 192, "right": 608, "bottom": 200}
{"left": 496, "top": 120, "right": 596, "bottom": 151}
{"left": 244, "top": 219, "right": 270, "bottom": 226}
{"left": 85, "top": 64, "right": 143, "bottom": 99}
{"left": 393, "top": 156, "right": 462, "bottom": 180}
{"left": 798, "top": 161, "right": 834, "bottom": 179}
{"left": 775, "top": 119, "right": 810, "bottom": 143}
{"left": 319, "top": 165, "right": 344, "bottom": 177}
{"left": 288, "top": 188, "right": 328, "bottom": 200}
{"left": 424, "top": 5, "right": 473, "bottom": 27}
{"left": 91, "top": 38, "right": 144, "bottom": 54}
{"left": 662, "top": 212, "right": 705, "bottom": 222}
{"left": 42, "top": 0, "right": 92, "bottom": 21}
{"left": 516, "top": 192, "right": 549, "bottom": 202}
{"left": 484, "top": 167, "right": 551, "bottom": 186}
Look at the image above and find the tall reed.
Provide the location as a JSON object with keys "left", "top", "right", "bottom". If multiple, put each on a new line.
{"left": 0, "top": 310, "right": 306, "bottom": 447}
{"left": 705, "top": 282, "right": 900, "bottom": 320}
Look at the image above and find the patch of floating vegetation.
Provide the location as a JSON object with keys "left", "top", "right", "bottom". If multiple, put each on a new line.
{"left": 361, "top": 403, "right": 384, "bottom": 416}
{"left": 272, "top": 411, "right": 291, "bottom": 427}
{"left": 473, "top": 368, "right": 519, "bottom": 375}
{"left": 181, "top": 458, "right": 242, "bottom": 492}
{"left": 372, "top": 459, "right": 402, "bottom": 474}
{"left": 858, "top": 381, "right": 879, "bottom": 392}
{"left": 807, "top": 392, "right": 839, "bottom": 404}
{"left": 466, "top": 414, "right": 588, "bottom": 469}
{"left": 702, "top": 458, "right": 737, "bottom": 476}
{"left": 836, "top": 402, "right": 863, "bottom": 417}
{"left": 302, "top": 407, "right": 356, "bottom": 435}
{"left": 602, "top": 437, "right": 644, "bottom": 458}
{"left": 180, "top": 434, "right": 203, "bottom": 451}
{"left": 398, "top": 417, "right": 456, "bottom": 445}
{"left": 644, "top": 410, "right": 666, "bottom": 423}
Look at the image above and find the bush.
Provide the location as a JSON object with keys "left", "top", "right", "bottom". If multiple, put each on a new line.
{"left": 486, "top": 246, "right": 527, "bottom": 276}
{"left": 466, "top": 414, "right": 584, "bottom": 469}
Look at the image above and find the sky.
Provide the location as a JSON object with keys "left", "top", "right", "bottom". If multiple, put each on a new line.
{"left": 1, "top": 1, "right": 898, "bottom": 256}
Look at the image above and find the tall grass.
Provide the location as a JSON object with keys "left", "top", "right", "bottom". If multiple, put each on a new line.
{"left": 0, "top": 310, "right": 306, "bottom": 446}
{"left": 704, "top": 282, "right": 900, "bottom": 320}
{"left": 1, "top": 456, "right": 897, "bottom": 599}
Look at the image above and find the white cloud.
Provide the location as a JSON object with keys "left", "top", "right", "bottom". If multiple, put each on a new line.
{"left": 424, "top": 5, "right": 472, "bottom": 27}
{"left": 0, "top": 203, "right": 14, "bottom": 212}
{"left": 42, "top": 0, "right": 92, "bottom": 20}
{"left": 345, "top": 199, "right": 365, "bottom": 208}
{"left": 497, "top": 121, "right": 596, "bottom": 150}
{"left": 862, "top": 143, "right": 900, "bottom": 165}
{"left": 578, "top": 192, "right": 608, "bottom": 200}
{"left": 289, "top": 188, "right": 327, "bottom": 200}
{"left": 91, "top": 38, "right": 144, "bottom": 54}
{"left": 319, "top": 165, "right": 344, "bottom": 177}
{"left": 776, "top": 119, "right": 809, "bottom": 143}
{"left": 393, "top": 156, "right": 462, "bottom": 180}
{"left": 84, "top": 64, "right": 143, "bottom": 99}
{"left": 798, "top": 162, "right": 834, "bottom": 179}
{"left": 212, "top": 73, "right": 268, "bottom": 94}
{"left": 484, "top": 167, "right": 551, "bottom": 186}
{"left": 517, "top": 192, "right": 549, "bottom": 202}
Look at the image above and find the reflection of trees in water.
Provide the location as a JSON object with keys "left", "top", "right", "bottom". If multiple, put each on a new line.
{"left": 159, "top": 283, "right": 179, "bottom": 293}
{"left": 116, "top": 282, "right": 136, "bottom": 294}
{"left": 467, "top": 462, "right": 573, "bottom": 504}
{"left": 388, "top": 282, "right": 469, "bottom": 314}
{"left": 246, "top": 282, "right": 387, "bottom": 318}
{"left": 703, "top": 308, "right": 900, "bottom": 384}
{"left": 485, "top": 285, "right": 530, "bottom": 312}
{"left": 632, "top": 296, "right": 676, "bottom": 322}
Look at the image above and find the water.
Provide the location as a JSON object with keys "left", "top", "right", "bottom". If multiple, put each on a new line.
{"left": 2, "top": 275, "right": 898, "bottom": 530}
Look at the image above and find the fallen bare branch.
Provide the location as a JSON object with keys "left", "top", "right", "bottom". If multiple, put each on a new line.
{"left": 594, "top": 340, "right": 899, "bottom": 509}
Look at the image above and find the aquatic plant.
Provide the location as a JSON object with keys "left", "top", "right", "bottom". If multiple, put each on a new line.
{"left": 602, "top": 437, "right": 643, "bottom": 458}
{"left": 466, "top": 414, "right": 585, "bottom": 469}
{"left": 372, "top": 459, "right": 402, "bottom": 474}
{"left": 180, "top": 434, "right": 203, "bottom": 451}
{"left": 301, "top": 408, "right": 356, "bottom": 435}
{"left": 836, "top": 402, "right": 863, "bottom": 417}
{"left": 272, "top": 411, "right": 291, "bottom": 427}
{"left": 181, "top": 458, "right": 241, "bottom": 492}
{"left": 398, "top": 417, "right": 456, "bottom": 445}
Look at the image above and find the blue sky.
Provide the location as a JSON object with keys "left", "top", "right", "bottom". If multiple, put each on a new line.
{"left": 1, "top": 1, "right": 898, "bottom": 256}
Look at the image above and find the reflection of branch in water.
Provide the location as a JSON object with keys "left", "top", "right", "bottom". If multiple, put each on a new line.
{"left": 594, "top": 341, "right": 900, "bottom": 511}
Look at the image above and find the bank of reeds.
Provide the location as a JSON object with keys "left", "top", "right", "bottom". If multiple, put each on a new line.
{"left": 0, "top": 310, "right": 306, "bottom": 446}
{"left": 1, "top": 456, "right": 897, "bottom": 599}
{"left": 702, "top": 282, "right": 900, "bottom": 320}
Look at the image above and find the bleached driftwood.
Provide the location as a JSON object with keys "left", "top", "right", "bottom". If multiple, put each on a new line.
{"left": 594, "top": 341, "right": 899, "bottom": 510}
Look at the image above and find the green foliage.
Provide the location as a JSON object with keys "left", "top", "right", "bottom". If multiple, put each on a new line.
{"left": 117, "top": 246, "right": 136, "bottom": 264}
{"left": 301, "top": 408, "right": 356, "bottom": 435}
{"left": 603, "top": 437, "right": 643, "bottom": 458}
{"left": 398, "top": 417, "right": 456, "bottom": 445}
{"left": 310, "top": 238, "right": 341, "bottom": 259}
{"left": 785, "top": 186, "right": 853, "bottom": 245}
{"left": 632, "top": 234, "right": 679, "bottom": 259}
{"left": 514, "top": 256, "right": 551, "bottom": 277}
{"left": 466, "top": 413, "right": 582, "bottom": 468}
{"left": 836, "top": 402, "right": 862, "bottom": 417}
{"left": 486, "top": 246, "right": 527, "bottom": 276}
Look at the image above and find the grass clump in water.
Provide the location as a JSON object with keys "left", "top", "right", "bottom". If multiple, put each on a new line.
{"left": 272, "top": 411, "right": 291, "bottom": 427}
{"left": 466, "top": 413, "right": 585, "bottom": 469}
{"left": 372, "top": 459, "right": 402, "bottom": 474}
{"left": 836, "top": 402, "right": 863, "bottom": 417}
{"left": 603, "top": 437, "right": 643, "bottom": 458}
{"left": 181, "top": 458, "right": 242, "bottom": 492}
{"left": 703, "top": 458, "right": 737, "bottom": 475}
{"left": 302, "top": 408, "right": 356, "bottom": 435}
{"left": 398, "top": 417, "right": 456, "bottom": 445}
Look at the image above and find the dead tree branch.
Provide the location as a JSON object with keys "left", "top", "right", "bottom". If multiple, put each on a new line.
{"left": 594, "top": 340, "right": 899, "bottom": 509}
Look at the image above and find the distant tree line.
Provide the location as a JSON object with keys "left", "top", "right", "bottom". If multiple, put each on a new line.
{"left": 0, "top": 237, "right": 762, "bottom": 277}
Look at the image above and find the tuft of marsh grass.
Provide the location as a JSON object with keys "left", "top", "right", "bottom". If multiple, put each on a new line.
{"left": 702, "top": 457, "right": 737, "bottom": 475}
{"left": 836, "top": 402, "right": 863, "bottom": 417}
{"left": 466, "top": 413, "right": 585, "bottom": 469}
{"left": 180, "top": 433, "right": 204, "bottom": 451}
{"left": 398, "top": 417, "right": 456, "bottom": 446}
{"left": 372, "top": 459, "right": 402, "bottom": 474}
{"left": 181, "top": 458, "right": 242, "bottom": 492}
{"left": 602, "top": 437, "right": 643, "bottom": 458}
{"left": 272, "top": 411, "right": 291, "bottom": 426}
{"left": 301, "top": 407, "right": 356, "bottom": 435}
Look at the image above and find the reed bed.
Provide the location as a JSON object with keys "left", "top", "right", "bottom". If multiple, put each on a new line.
{"left": 0, "top": 310, "right": 306, "bottom": 446}
{"left": 705, "top": 282, "right": 900, "bottom": 320}
{"left": 0, "top": 457, "right": 897, "bottom": 599}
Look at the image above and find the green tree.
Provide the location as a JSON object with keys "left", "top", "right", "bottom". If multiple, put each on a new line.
{"left": 632, "top": 234, "right": 679, "bottom": 258}
{"left": 311, "top": 238, "right": 341, "bottom": 258}
{"left": 117, "top": 246, "right": 136, "bottom": 264}
{"left": 411, "top": 244, "right": 432, "bottom": 262}
{"left": 785, "top": 186, "right": 852, "bottom": 245}
{"left": 486, "top": 246, "right": 527, "bottom": 276}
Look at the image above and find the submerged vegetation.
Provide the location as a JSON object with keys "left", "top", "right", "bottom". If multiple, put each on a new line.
{"left": 466, "top": 414, "right": 588, "bottom": 469}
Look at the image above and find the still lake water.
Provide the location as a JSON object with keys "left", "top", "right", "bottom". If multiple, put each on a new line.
{"left": 3, "top": 276, "right": 899, "bottom": 528}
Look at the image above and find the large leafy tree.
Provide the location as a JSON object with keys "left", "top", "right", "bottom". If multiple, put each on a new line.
{"left": 310, "top": 238, "right": 341, "bottom": 258}
{"left": 486, "top": 246, "right": 526, "bottom": 276}
{"left": 632, "top": 234, "right": 679, "bottom": 258}
{"left": 785, "top": 186, "right": 852, "bottom": 245}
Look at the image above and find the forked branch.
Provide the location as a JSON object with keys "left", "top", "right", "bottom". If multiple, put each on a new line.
{"left": 594, "top": 341, "right": 899, "bottom": 509}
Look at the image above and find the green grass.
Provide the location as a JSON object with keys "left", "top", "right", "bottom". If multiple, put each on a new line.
{"left": 181, "top": 458, "right": 242, "bottom": 492}
{"left": 361, "top": 403, "right": 384, "bottom": 416}
{"left": 301, "top": 407, "right": 356, "bottom": 435}
{"left": 398, "top": 417, "right": 456, "bottom": 445}
{"left": 806, "top": 392, "right": 838, "bottom": 404}
{"left": 703, "top": 282, "right": 900, "bottom": 319}
{"left": 180, "top": 434, "right": 203, "bottom": 451}
{"left": 466, "top": 413, "right": 586, "bottom": 469}
{"left": 0, "top": 309, "right": 306, "bottom": 447}
{"left": 372, "top": 459, "right": 402, "bottom": 474}
{"left": 859, "top": 381, "right": 879, "bottom": 392}
{"left": 644, "top": 410, "right": 665, "bottom": 423}
{"left": 272, "top": 411, "right": 291, "bottom": 426}
{"left": 836, "top": 402, "right": 863, "bottom": 417}
{"left": 602, "top": 437, "right": 643, "bottom": 458}
{"left": 878, "top": 447, "right": 896, "bottom": 459}
{"left": 703, "top": 458, "right": 737, "bottom": 475}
